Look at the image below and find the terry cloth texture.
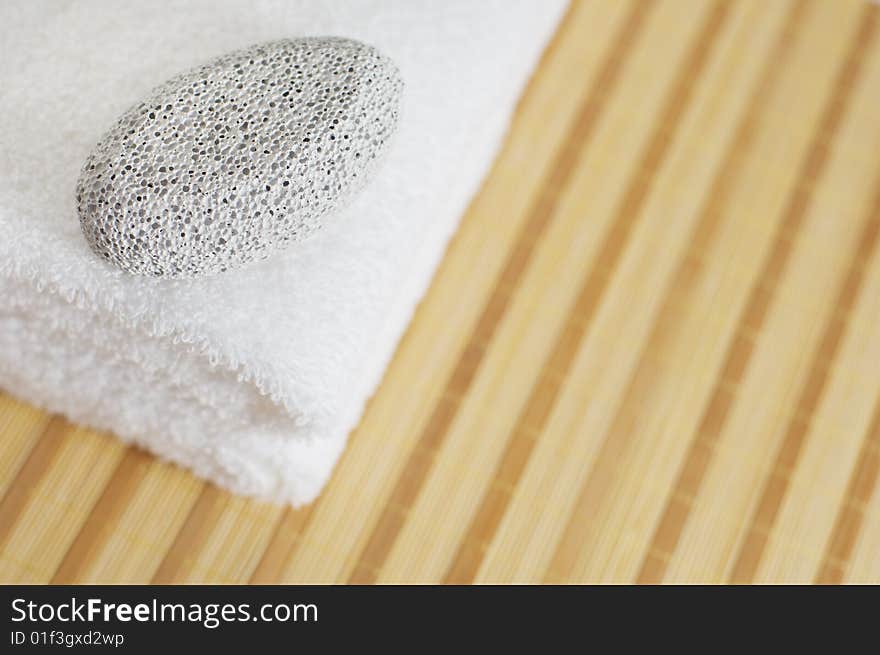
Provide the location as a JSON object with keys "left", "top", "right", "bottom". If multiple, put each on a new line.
{"left": 0, "top": 0, "right": 567, "bottom": 505}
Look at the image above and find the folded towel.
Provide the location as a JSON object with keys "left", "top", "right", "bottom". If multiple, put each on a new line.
{"left": 0, "top": 0, "right": 567, "bottom": 504}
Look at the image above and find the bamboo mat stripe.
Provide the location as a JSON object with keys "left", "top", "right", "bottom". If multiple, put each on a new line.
{"left": 442, "top": 0, "right": 731, "bottom": 584}
{"left": 659, "top": 3, "right": 880, "bottom": 585}
{"left": 2, "top": 0, "right": 880, "bottom": 584}
{"left": 816, "top": 399, "right": 880, "bottom": 583}
{"left": 0, "top": 418, "right": 69, "bottom": 550}
{"left": 51, "top": 448, "right": 154, "bottom": 584}
{"left": 642, "top": 1, "right": 880, "bottom": 584}
{"left": 627, "top": 0, "right": 810, "bottom": 583}
{"left": 560, "top": 0, "right": 807, "bottom": 583}
{"left": 731, "top": 164, "right": 880, "bottom": 582}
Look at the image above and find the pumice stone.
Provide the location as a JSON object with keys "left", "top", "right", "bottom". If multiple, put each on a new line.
{"left": 76, "top": 38, "right": 403, "bottom": 277}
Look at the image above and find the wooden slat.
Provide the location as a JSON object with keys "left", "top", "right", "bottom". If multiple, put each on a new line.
{"left": 758, "top": 165, "right": 880, "bottom": 583}
{"left": 51, "top": 450, "right": 203, "bottom": 583}
{"left": 2, "top": 0, "right": 880, "bottom": 584}
{"left": 538, "top": 0, "right": 802, "bottom": 585}
{"left": 0, "top": 425, "right": 125, "bottom": 582}
{"left": 844, "top": 443, "right": 880, "bottom": 583}
{"left": 657, "top": 0, "right": 877, "bottom": 584}
{"left": 0, "top": 396, "right": 51, "bottom": 499}
{"left": 727, "top": 6, "right": 880, "bottom": 583}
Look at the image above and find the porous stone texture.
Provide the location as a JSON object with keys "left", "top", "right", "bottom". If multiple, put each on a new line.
{"left": 76, "top": 37, "right": 402, "bottom": 277}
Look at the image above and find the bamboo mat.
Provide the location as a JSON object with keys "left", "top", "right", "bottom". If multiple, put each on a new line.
{"left": 2, "top": 0, "right": 880, "bottom": 584}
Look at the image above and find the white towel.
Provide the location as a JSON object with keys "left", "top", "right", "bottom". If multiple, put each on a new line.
{"left": 0, "top": 0, "right": 567, "bottom": 505}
